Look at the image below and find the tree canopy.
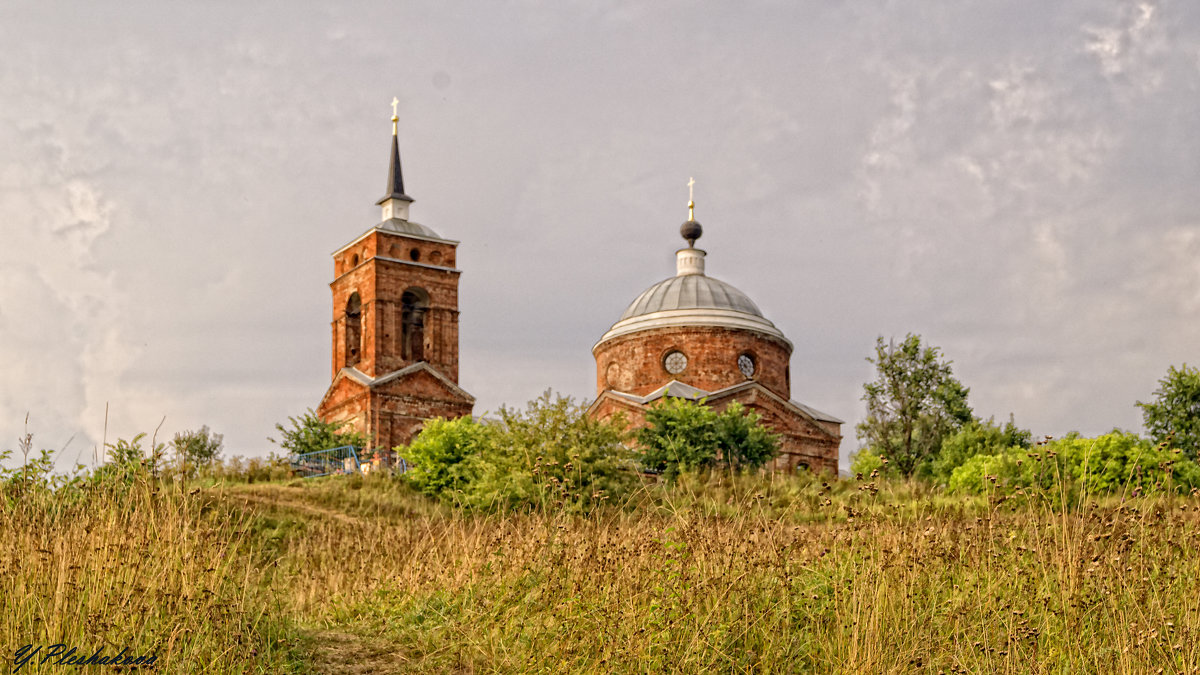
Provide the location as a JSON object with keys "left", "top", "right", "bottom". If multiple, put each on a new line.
{"left": 856, "top": 334, "right": 973, "bottom": 477}
{"left": 1137, "top": 363, "right": 1200, "bottom": 461}
{"left": 636, "top": 398, "right": 780, "bottom": 478}
{"left": 269, "top": 409, "right": 369, "bottom": 456}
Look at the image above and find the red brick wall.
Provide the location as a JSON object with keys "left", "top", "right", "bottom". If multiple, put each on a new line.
{"left": 320, "top": 227, "right": 473, "bottom": 450}
{"left": 593, "top": 326, "right": 792, "bottom": 400}
{"left": 329, "top": 230, "right": 462, "bottom": 382}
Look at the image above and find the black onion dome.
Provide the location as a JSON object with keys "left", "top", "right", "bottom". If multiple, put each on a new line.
{"left": 680, "top": 219, "right": 703, "bottom": 247}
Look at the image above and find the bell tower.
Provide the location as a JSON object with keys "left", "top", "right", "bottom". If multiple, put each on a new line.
{"left": 316, "top": 101, "right": 474, "bottom": 451}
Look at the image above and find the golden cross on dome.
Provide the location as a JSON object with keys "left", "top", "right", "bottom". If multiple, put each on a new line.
{"left": 391, "top": 97, "right": 399, "bottom": 135}
{"left": 687, "top": 177, "right": 695, "bottom": 221}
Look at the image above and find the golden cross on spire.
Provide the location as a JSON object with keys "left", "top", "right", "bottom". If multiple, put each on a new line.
{"left": 687, "top": 177, "right": 696, "bottom": 221}
{"left": 391, "top": 97, "right": 399, "bottom": 135}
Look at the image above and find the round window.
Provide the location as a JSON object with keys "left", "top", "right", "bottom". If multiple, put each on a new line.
{"left": 663, "top": 350, "right": 688, "bottom": 375}
{"left": 737, "top": 353, "right": 756, "bottom": 378}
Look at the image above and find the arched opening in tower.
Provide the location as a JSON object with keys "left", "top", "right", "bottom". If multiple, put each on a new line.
{"left": 401, "top": 288, "right": 430, "bottom": 362}
{"left": 345, "top": 292, "right": 363, "bottom": 368}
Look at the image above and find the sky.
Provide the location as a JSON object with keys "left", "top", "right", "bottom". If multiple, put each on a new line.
{"left": 2, "top": 1, "right": 1198, "bottom": 473}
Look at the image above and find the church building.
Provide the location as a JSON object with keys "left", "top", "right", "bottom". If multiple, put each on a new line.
{"left": 316, "top": 106, "right": 474, "bottom": 450}
{"left": 587, "top": 188, "right": 842, "bottom": 473}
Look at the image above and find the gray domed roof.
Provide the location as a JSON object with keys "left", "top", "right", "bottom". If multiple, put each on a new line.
{"left": 596, "top": 263, "right": 789, "bottom": 348}
{"left": 620, "top": 274, "right": 763, "bottom": 320}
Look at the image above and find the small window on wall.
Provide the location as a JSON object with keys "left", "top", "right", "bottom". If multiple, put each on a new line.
{"left": 351, "top": 253, "right": 360, "bottom": 267}
{"left": 737, "top": 353, "right": 756, "bottom": 378}
{"left": 663, "top": 350, "right": 687, "bottom": 375}
{"left": 409, "top": 249, "right": 420, "bottom": 262}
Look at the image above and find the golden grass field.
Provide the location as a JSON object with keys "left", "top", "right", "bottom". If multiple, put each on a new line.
{"left": 4, "top": 471, "right": 1200, "bottom": 673}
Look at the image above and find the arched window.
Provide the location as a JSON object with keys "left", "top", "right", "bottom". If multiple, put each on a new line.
{"left": 401, "top": 288, "right": 430, "bottom": 362}
{"left": 344, "top": 292, "right": 362, "bottom": 368}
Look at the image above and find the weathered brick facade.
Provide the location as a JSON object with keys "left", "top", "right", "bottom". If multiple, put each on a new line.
{"left": 588, "top": 241, "right": 842, "bottom": 474}
{"left": 316, "top": 224, "right": 474, "bottom": 450}
{"left": 594, "top": 326, "right": 792, "bottom": 400}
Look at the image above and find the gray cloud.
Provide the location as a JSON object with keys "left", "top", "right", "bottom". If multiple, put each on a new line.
{"left": 2, "top": 1, "right": 1199, "bottom": 472}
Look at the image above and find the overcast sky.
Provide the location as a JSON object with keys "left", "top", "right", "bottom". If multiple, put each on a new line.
{"left": 2, "top": 1, "right": 1198, "bottom": 472}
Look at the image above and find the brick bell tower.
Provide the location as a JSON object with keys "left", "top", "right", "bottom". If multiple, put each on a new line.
{"left": 316, "top": 102, "right": 474, "bottom": 451}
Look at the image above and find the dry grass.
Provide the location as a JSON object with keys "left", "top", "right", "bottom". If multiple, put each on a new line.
{"left": 0, "top": 481, "right": 302, "bottom": 673}
{"left": 5, "top": 471, "right": 1200, "bottom": 673}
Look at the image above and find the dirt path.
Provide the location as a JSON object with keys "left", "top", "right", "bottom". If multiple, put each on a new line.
{"left": 224, "top": 486, "right": 368, "bottom": 527}
{"left": 221, "top": 486, "right": 428, "bottom": 672}
{"left": 304, "top": 630, "right": 415, "bottom": 674}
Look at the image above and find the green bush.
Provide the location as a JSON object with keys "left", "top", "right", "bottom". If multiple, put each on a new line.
{"left": 849, "top": 447, "right": 886, "bottom": 479}
{"left": 399, "top": 392, "right": 636, "bottom": 511}
{"left": 948, "top": 431, "right": 1200, "bottom": 496}
{"left": 401, "top": 416, "right": 492, "bottom": 497}
{"left": 930, "top": 417, "right": 1031, "bottom": 485}
{"left": 270, "top": 409, "right": 369, "bottom": 455}
{"left": 636, "top": 399, "right": 779, "bottom": 479}
{"left": 173, "top": 426, "right": 224, "bottom": 478}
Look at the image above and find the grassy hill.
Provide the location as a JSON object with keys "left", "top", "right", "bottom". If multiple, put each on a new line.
{"left": 4, "top": 472, "right": 1200, "bottom": 673}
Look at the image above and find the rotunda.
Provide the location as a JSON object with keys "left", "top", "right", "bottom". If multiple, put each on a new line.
{"left": 588, "top": 191, "right": 842, "bottom": 473}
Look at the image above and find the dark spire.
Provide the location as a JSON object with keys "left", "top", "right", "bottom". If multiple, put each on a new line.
{"left": 377, "top": 133, "right": 413, "bottom": 206}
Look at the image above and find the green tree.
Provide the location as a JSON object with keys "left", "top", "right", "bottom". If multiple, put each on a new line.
{"left": 1137, "top": 363, "right": 1200, "bottom": 461}
{"left": 269, "top": 409, "right": 369, "bottom": 455}
{"left": 856, "top": 334, "right": 973, "bottom": 477}
{"left": 172, "top": 425, "right": 224, "bottom": 478}
{"left": 637, "top": 398, "right": 780, "bottom": 478}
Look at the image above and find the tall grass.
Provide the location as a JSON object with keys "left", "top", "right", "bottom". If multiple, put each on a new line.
{"left": 5, "top": 465, "right": 1199, "bottom": 673}
{"left": 0, "top": 478, "right": 302, "bottom": 673}
{"left": 231, "top": 472, "right": 1200, "bottom": 673}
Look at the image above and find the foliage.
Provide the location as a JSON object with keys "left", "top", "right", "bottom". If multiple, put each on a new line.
{"left": 857, "top": 334, "right": 973, "bottom": 477}
{"left": 401, "top": 416, "right": 493, "bottom": 497}
{"left": 1137, "top": 363, "right": 1200, "bottom": 461}
{"left": 929, "top": 416, "right": 1032, "bottom": 485}
{"left": 399, "top": 391, "right": 636, "bottom": 511}
{"left": 173, "top": 425, "right": 224, "bottom": 478}
{"left": 270, "top": 408, "right": 369, "bottom": 456}
{"left": 89, "top": 433, "right": 166, "bottom": 485}
{"left": 203, "top": 453, "right": 293, "bottom": 484}
{"left": 636, "top": 398, "right": 780, "bottom": 478}
{"left": 849, "top": 447, "right": 886, "bottom": 479}
{"left": 948, "top": 430, "right": 1200, "bottom": 496}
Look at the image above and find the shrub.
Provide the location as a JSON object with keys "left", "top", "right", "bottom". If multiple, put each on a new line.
{"left": 401, "top": 416, "right": 492, "bottom": 497}
{"left": 636, "top": 398, "right": 780, "bottom": 479}
{"left": 948, "top": 431, "right": 1200, "bottom": 496}
{"left": 173, "top": 426, "right": 224, "bottom": 478}
{"left": 399, "top": 392, "right": 636, "bottom": 511}
{"left": 270, "top": 409, "right": 369, "bottom": 456}
{"left": 930, "top": 417, "right": 1031, "bottom": 485}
